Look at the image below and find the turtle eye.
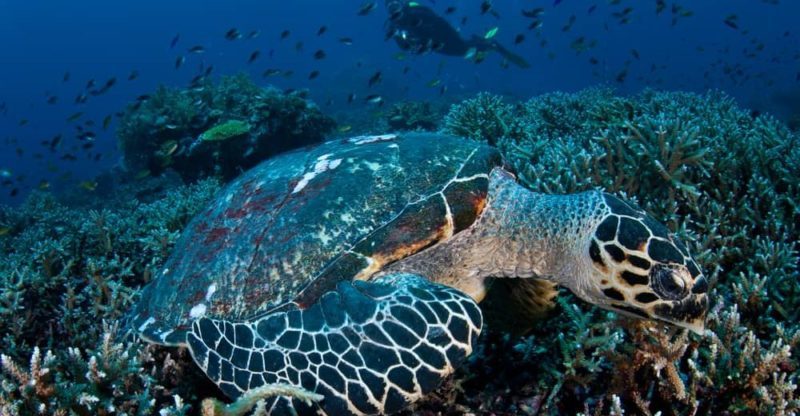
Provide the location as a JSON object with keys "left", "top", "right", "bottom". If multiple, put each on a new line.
{"left": 651, "top": 264, "right": 687, "bottom": 300}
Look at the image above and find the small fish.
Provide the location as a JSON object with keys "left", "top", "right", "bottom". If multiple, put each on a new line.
{"left": 75, "top": 93, "right": 88, "bottom": 104}
{"left": 170, "top": 33, "right": 180, "bottom": 48}
{"left": 78, "top": 181, "right": 97, "bottom": 191}
{"left": 656, "top": 0, "right": 666, "bottom": 14}
{"left": 0, "top": 169, "right": 11, "bottom": 178}
{"left": 313, "top": 49, "right": 326, "bottom": 59}
{"left": 18, "top": 119, "right": 28, "bottom": 126}
{"left": 280, "top": 29, "right": 291, "bottom": 39}
{"left": 427, "top": 79, "right": 441, "bottom": 88}
{"left": 247, "top": 30, "right": 260, "bottom": 39}
{"left": 480, "top": 0, "right": 492, "bottom": 15}
{"left": 308, "top": 70, "right": 320, "bottom": 80}
{"left": 38, "top": 180, "right": 50, "bottom": 190}
{"left": 135, "top": 169, "right": 151, "bottom": 180}
{"left": 248, "top": 50, "right": 261, "bottom": 64}
{"left": 444, "top": 7, "right": 456, "bottom": 14}
{"left": 631, "top": 49, "right": 640, "bottom": 59}
{"left": 161, "top": 140, "right": 179, "bottom": 156}
{"left": 103, "top": 115, "right": 113, "bottom": 130}
{"left": 47, "top": 95, "right": 58, "bottom": 104}
{"left": 317, "top": 26, "right": 327, "bottom": 36}
{"left": 9, "top": 188, "right": 19, "bottom": 197}
{"left": 0, "top": 227, "right": 10, "bottom": 236}
{"left": 175, "top": 56, "right": 185, "bottom": 69}
{"left": 521, "top": 7, "right": 544, "bottom": 18}
{"left": 262, "top": 68, "right": 282, "bottom": 77}
{"left": 67, "top": 112, "right": 84, "bottom": 122}
{"left": 357, "top": 1, "right": 376, "bottom": 16}
{"left": 723, "top": 14, "right": 739, "bottom": 30}
{"left": 225, "top": 28, "right": 241, "bottom": 40}
{"left": 368, "top": 71, "right": 382, "bottom": 87}
{"left": 347, "top": 93, "right": 356, "bottom": 103}
{"left": 528, "top": 20, "right": 544, "bottom": 30}
{"left": 514, "top": 34, "right": 525, "bottom": 44}
{"left": 49, "top": 134, "right": 62, "bottom": 151}
{"left": 188, "top": 45, "right": 205, "bottom": 53}
{"left": 484, "top": 27, "right": 499, "bottom": 39}
{"left": 364, "top": 94, "right": 383, "bottom": 105}
{"left": 339, "top": 37, "right": 354, "bottom": 45}
{"left": 338, "top": 125, "right": 352, "bottom": 133}
{"left": 128, "top": 70, "right": 139, "bottom": 80}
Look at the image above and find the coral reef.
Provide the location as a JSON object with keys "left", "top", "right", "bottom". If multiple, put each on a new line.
{"left": 385, "top": 101, "right": 442, "bottom": 131}
{"left": 432, "top": 88, "right": 800, "bottom": 415}
{"left": 117, "top": 74, "right": 335, "bottom": 182}
{"left": 1, "top": 87, "right": 797, "bottom": 415}
{"left": 442, "top": 92, "right": 519, "bottom": 145}
{"left": 0, "top": 179, "right": 222, "bottom": 414}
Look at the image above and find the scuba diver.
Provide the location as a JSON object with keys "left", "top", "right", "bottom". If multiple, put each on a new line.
{"left": 384, "top": 0, "right": 531, "bottom": 68}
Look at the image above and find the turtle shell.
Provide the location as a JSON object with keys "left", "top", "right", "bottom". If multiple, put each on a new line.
{"left": 129, "top": 132, "right": 503, "bottom": 345}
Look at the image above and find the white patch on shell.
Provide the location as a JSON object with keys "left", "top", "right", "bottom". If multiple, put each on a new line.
{"left": 159, "top": 330, "right": 174, "bottom": 343}
{"left": 292, "top": 157, "right": 343, "bottom": 194}
{"left": 162, "top": 268, "right": 170, "bottom": 275}
{"left": 138, "top": 317, "right": 156, "bottom": 332}
{"left": 348, "top": 134, "right": 397, "bottom": 145}
{"left": 205, "top": 283, "right": 217, "bottom": 301}
{"left": 189, "top": 303, "right": 207, "bottom": 319}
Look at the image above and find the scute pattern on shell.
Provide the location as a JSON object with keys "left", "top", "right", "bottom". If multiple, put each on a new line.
{"left": 186, "top": 274, "right": 483, "bottom": 415}
{"left": 129, "top": 133, "right": 502, "bottom": 345}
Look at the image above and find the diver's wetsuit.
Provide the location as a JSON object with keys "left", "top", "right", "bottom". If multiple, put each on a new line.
{"left": 384, "top": 0, "right": 530, "bottom": 68}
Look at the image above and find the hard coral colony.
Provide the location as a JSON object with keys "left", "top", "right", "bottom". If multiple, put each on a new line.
{"left": 0, "top": 86, "right": 797, "bottom": 416}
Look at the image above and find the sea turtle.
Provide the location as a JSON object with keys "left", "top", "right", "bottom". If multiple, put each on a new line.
{"left": 128, "top": 132, "right": 709, "bottom": 415}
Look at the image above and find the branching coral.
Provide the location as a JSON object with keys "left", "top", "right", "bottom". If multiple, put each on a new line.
{"left": 443, "top": 92, "right": 516, "bottom": 145}
{"left": 422, "top": 88, "right": 800, "bottom": 415}
{"left": 1, "top": 322, "right": 155, "bottom": 415}
{"left": 0, "top": 179, "right": 221, "bottom": 414}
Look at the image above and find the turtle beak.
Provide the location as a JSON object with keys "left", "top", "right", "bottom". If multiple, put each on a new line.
{"left": 672, "top": 315, "right": 706, "bottom": 336}
{"left": 654, "top": 293, "right": 709, "bottom": 337}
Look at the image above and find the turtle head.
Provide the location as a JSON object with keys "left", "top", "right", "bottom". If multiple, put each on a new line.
{"left": 580, "top": 194, "right": 709, "bottom": 335}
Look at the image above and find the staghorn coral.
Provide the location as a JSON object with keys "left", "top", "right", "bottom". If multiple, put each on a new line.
{"left": 421, "top": 88, "right": 800, "bottom": 415}
{"left": 1, "top": 322, "right": 154, "bottom": 416}
{"left": 117, "top": 74, "right": 335, "bottom": 182}
{"left": 0, "top": 179, "right": 222, "bottom": 414}
{"left": 442, "top": 92, "right": 517, "bottom": 145}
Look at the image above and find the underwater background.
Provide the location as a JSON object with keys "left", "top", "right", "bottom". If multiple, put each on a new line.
{"left": 1, "top": 0, "right": 799, "bottom": 415}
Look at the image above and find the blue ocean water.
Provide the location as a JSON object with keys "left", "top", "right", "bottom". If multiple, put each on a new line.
{"left": 0, "top": 0, "right": 798, "bottom": 205}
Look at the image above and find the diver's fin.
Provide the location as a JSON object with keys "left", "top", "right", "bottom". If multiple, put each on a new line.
{"left": 186, "top": 273, "right": 483, "bottom": 415}
{"left": 470, "top": 36, "right": 530, "bottom": 69}
{"left": 491, "top": 41, "right": 531, "bottom": 69}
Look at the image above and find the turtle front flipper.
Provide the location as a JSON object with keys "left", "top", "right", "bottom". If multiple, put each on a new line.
{"left": 186, "top": 273, "right": 483, "bottom": 415}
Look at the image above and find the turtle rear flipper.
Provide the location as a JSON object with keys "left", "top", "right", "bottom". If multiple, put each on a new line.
{"left": 186, "top": 274, "right": 483, "bottom": 415}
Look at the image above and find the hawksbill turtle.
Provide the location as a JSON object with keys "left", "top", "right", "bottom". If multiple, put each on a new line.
{"left": 128, "top": 133, "right": 709, "bottom": 415}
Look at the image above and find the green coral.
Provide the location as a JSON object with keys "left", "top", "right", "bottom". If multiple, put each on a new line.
{"left": 117, "top": 74, "right": 335, "bottom": 181}
{"left": 200, "top": 120, "right": 251, "bottom": 142}
{"left": 425, "top": 88, "right": 800, "bottom": 415}
{"left": 442, "top": 92, "right": 516, "bottom": 145}
{"left": 0, "top": 179, "right": 222, "bottom": 414}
